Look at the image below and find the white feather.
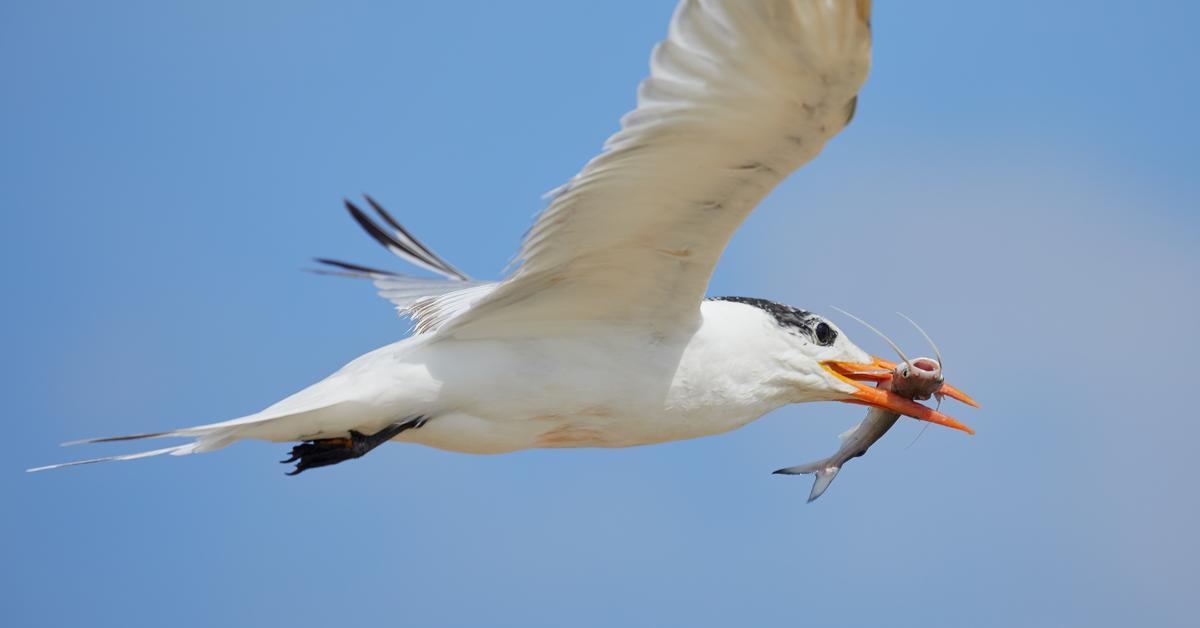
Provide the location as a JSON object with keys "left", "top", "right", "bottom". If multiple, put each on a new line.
{"left": 440, "top": 0, "right": 871, "bottom": 337}
{"left": 405, "top": 283, "right": 499, "bottom": 335}
{"left": 371, "top": 275, "right": 495, "bottom": 333}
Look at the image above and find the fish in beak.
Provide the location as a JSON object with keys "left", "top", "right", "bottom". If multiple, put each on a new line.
{"left": 821, "top": 357, "right": 979, "bottom": 434}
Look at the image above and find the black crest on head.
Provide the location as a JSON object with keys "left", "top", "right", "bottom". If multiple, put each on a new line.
{"left": 708, "top": 296, "right": 836, "bottom": 346}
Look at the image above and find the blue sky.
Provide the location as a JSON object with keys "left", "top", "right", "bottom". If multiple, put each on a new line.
{"left": 3, "top": 1, "right": 1197, "bottom": 626}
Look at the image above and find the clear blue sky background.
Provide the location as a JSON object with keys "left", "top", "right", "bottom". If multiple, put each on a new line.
{"left": 3, "top": 1, "right": 1198, "bottom": 626}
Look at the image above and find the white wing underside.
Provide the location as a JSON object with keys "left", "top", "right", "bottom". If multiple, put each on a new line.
{"left": 324, "top": 0, "right": 870, "bottom": 338}
{"left": 433, "top": 0, "right": 872, "bottom": 337}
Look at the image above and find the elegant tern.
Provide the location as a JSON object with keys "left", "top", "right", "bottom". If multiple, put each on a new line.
{"left": 32, "top": 0, "right": 979, "bottom": 478}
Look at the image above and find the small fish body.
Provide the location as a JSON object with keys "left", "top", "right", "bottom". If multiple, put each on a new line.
{"left": 773, "top": 389, "right": 901, "bottom": 502}
{"left": 775, "top": 357, "right": 945, "bottom": 502}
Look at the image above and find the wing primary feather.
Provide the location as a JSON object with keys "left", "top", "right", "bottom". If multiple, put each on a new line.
{"left": 312, "top": 257, "right": 398, "bottom": 277}
{"left": 306, "top": 268, "right": 376, "bottom": 279}
{"left": 362, "top": 194, "right": 469, "bottom": 281}
{"left": 343, "top": 199, "right": 420, "bottom": 259}
{"left": 342, "top": 199, "right": 461, "bottom": 279}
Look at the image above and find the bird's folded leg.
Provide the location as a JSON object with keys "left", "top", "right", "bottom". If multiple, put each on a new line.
{"left": 282, "top": 416, "right": 427, "bottom": 476}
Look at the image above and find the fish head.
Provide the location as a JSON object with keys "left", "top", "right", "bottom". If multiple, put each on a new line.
{"left": 890, "top": 356, "right": 943, "bottom": 400}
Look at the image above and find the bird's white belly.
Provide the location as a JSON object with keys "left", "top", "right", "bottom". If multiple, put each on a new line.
{"left": 379, "top": 327, "right": 788, "bottom": 454}
{"left": 400, "top": 405, "right": 765, "bottom": 454}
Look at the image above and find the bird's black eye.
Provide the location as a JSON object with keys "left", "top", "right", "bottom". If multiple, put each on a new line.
{"left": 814, "top": 322, "right": 836, "bottom": 346}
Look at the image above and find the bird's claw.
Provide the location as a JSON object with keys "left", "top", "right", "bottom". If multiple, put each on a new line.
{"left": 281, "top": 419, "right": 426, "bottom": 476}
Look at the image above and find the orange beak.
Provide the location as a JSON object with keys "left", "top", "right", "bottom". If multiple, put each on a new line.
{"left": 821, "top": 357, "right": 979, "bottom": 435}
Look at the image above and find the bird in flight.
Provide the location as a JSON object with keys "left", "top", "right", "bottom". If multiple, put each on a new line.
{"left": 33, "top": 0, "right": 977, "bottom": 476}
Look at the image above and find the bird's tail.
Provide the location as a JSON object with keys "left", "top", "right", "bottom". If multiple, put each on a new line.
{"left": 773, "top": 460, "right": 842, "bottom": 503}
{"left": 27, "top": 443, "right": 202, "bottom": 472}
{"left": 26, "top": 396, "right": 355, "bottom": 473}
{"left": 26, "top": 423, "right": 246, "bottom": 473}
{"left": 30, "top": 354, "right": 398, "bottom": 473}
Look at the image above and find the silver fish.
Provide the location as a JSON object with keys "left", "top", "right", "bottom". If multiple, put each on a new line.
{"left": 774, "top": 357, "right": 945, "bottom": 502}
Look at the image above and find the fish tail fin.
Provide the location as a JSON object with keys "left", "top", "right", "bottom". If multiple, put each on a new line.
{"left": 806, "top": 467, "right": 841, "bottom": 503}
{"left": 773, "top": 460, "right": 842, "bottom": 503}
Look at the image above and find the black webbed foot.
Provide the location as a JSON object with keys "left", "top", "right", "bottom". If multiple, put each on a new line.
{"left": 282, "top": 417, "right": 426, "bottom": 476}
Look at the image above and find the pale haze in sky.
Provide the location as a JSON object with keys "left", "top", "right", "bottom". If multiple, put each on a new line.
{"left": 2, "top": 2, "right": 1197, "bottom": 627}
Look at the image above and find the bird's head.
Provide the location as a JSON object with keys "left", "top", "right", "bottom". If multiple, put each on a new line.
{"left": 708, "top": 298, "right": 977, "bottom": 434}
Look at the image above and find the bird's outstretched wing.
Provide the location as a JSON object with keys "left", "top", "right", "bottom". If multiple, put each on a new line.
{"left": 440, "top": 0, "right": 873, "bottom": 337}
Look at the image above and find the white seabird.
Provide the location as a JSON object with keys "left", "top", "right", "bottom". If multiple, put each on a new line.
{"left": 32, "top": 0, "right": 978, "bottom": 475}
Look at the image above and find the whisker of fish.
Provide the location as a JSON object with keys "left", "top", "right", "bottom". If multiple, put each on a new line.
{"left": 896, "top": 312, "right": 943, "bottom": 368}
{"left": 903, "top": 422, "right": 931, "bottom": 450}
{"left": 830, "top": 306, "right": 911, "bottom": 367}
{"left": 903, "top": 394, "right": 942, "bottom": 450}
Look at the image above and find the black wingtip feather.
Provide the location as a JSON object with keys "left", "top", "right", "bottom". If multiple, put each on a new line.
{"left": 344, "top": 199, "right": 410, "bottom": 257}
{"left": 313, "top": 257, "right": 398, "bottom": 277}
{"left": 335, "top": 196, "right": 471, "bottom": 282}
{"left": 362, "top": 194, "right": 469, "bottom": 281}
{"left": 343, "top": 198, "right": 459, "bottom": 278}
